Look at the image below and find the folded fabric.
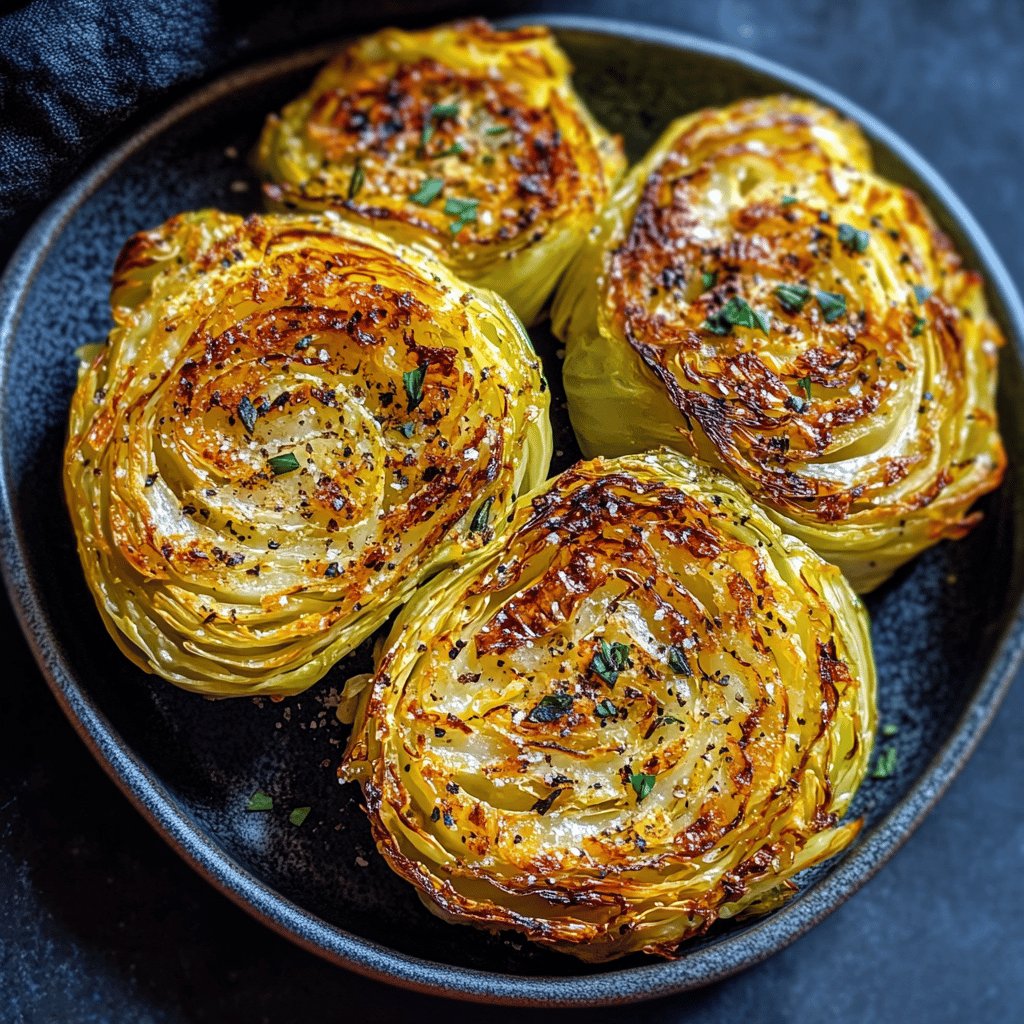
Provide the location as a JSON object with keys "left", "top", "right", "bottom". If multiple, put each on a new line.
{"left": 0, "top": 0, "right": 462, "bottom": 263}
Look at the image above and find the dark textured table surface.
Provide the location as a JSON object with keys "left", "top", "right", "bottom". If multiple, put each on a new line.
{"left": 2, "top": 1, "right": 1023, "bottom": 1021}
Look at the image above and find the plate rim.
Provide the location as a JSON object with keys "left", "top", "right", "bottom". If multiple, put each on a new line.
{"left": 1, "top": 14, "right": 1023, "bottom": 1008}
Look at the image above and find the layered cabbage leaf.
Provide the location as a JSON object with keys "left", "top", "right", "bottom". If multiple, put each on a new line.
{"left": 256, "top": 18, "right": 625, "bottom": 324}
{"left": 342, "top": 450, "right": 875, "bottom": 960}
{"left": 64, "top": 210, "right": 552, "bottom": 696}
{"left": 553, "top": 96, "right": 1004, "bottom": 590}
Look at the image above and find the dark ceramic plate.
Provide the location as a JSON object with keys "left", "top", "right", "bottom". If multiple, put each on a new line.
{"left": 1, "top": 15, "right": 1023, "bottom": 1008}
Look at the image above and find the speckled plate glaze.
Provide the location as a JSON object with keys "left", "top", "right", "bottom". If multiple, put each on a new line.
{"left": 1, "top": 16, "right": 1023, "bottom": 1008}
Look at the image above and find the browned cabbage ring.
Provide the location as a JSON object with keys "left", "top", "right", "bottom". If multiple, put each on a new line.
{"left": 64, "top": 210, "right": 552, "bottom": 696}
{"left": 555, "top": 96, "right": 1004, "bottom": 591}
{"left": 256, "top": 19, "right": 625, "bottom": 324}
{"left": 342, "top": 451, "right": 875, "bottom": 961}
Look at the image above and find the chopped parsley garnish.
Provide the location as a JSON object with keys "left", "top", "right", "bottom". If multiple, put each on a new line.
{"left": 816, "top": 289, "right": 847, "bottom": 323}
{"left": 398, "top": 421, "right": 416, "bottom": 438}
{"left": 913, "top": 284, "right": 932, "bottom": 303}
{"left": 655, "top": 715, "right": 683, "bottom": 728}
{"left": 268, "top": 452, "right": 300, "bottom": 476}
{"left": 403, "top": 363, "right": 427, "bottom": 411}
{"left": 781, "top": 194, "right": 798, "bottom": 205}
{"left": 420, "top": 103, "right": 460, "bottom": 150}
{"left": 911, "top": 315, "right": 927, "bottom": 337}
{"left": 775, "top": 283, "right": 811, "bottom": 313}
{"left": 667, "top": 645, "right": 692, "bottom": 677}
{"left": 348, "top": 160, "right": 364, "bottom": 200}
{"left": 444, "top": 196, "right": 479, "bottom": 234}
{"left": 527, "top": 692, "right": 574, "bottom": 723}
{"left": 837, "top": 222, "right": 870, "bottom": 253}
{"left": 881, "top": 723, "right": 900, "bottom": 738}
{"left": 629, "top": 772, "right": 656, "bottom": 802}
{"left": 289, "top": 806, "right": 311, "bottom": 827}
{"left": 701, "top": 271, "right": 717, "bottom": 291}
{"left": 238, "top": 395, "right": 258, "bottom": 434}
{"left": 705, "top": 296, "right": 770, "bottom": 336}
{"left": 430, "top": 102, "right": 460, "bottom": 119}
{"left": 437, "top": 141, "right": 465, "bottom": 158}
{"left": 246, "top": 790, "right": 273, "bottom": 812}
{"left": 595, "top": 699, "right": 618, "bottom": 718}
{"left": 797, "top": 376, "right": 813, "bottom": 404}
{"left": 445, "top": 197, "right": 478, "bottom": 218}
{"left": 469, "top": 496, "right": 494, "bottom": 534}
{"left": 591, "top": 639, "right": 631, "bottom": 686}
{"left": 872, "top": 746, "right": 898, "bottom": 779}
{"left": 485, "top": 124, "right": 509, "bottom": 135}
{"left": 410, "top": 176, "right": 444, "bottom": 205}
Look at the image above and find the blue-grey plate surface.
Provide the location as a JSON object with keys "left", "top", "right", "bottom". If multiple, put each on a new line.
{"left": 1, "top": 16, "right": 1022, "bottom": 1008}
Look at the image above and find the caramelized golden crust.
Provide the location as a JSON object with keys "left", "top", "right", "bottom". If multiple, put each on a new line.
{"left": 341, "top": 451, "right": 875, "bottom": 960}
{"left": 64, "top": 210, "right": 552, "bottom": 696}
{"left": 554, "top": 97, "right": 1004, "bottom": 590}
{"left": 256, "top": 19, "right": 625, "bottom": 323}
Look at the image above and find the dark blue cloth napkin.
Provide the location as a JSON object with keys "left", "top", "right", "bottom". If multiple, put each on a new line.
{"left": 0, "top": 0, "right": 467, "bottom": 260}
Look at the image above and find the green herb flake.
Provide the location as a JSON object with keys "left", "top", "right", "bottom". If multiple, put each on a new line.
{"left": 591, "top": 639, "right": 631, "bottom": 686}
{"left": 295, "top": 334, "right": 314, "bottom": 350}
{"left": 703, "top": 313, "right": 732, "bottom": 336}
{"left": 629, "top": 772, "right": 656, "bottom": 803}
{"left": 430, "top": 102, "right": 460, "bottom": 119}
{"left": 595, "top": 699, "right": 618, "bottom": 719}
{"left": 872, "top": 746, "right": 898, "bottom": 779}
{"left": 238, "top": 395, "right": 258, "bottom": 434}
{"left": 410, "top": 176, "right": 444, "bottom": 206}
{"left": 419, "top": 103, "right": 460, "bottom": 152}
{"left": 913, "top": 284, "right": 933, "bottom": 304}
{"left": 816, "top": 289, "right": 847, "bottom": 323}
{"left": 469, "top": 496, "right": 494, "bottom": 534}
{"left": 911, "top": 315, "right": 927, "bottom": 337}
{"left": 701, "top": 271, "right": 717, "bottom": 292}
{"left": 444, "top": 197, "right": 478, "bottom": 218}
{"left": 485, "top": 124, "right": 509, "bottom": 136}
{"left": 705, "top": 296, "right": 770, "bottom": 336}
{"left": 268, "top": 452, "right": 300, "bottom": 476}
{"left": 775, "top": 282, "right": 811, "bottom": 313}
{"left": 797, "top": 376, "right": 813, "bottom": 403}
{"left": 403, "top": 363, "right": 428, "bottom": 411}
{"left": 837, "top": 222, "right": 870, "bottom": 254}
{"left": 289, "top": 806, "right": 311, "bottom": 827}
{"left": 654, "top": 715, "right": 684, "bottom": 731}
{"left": 437, "top": 141, "right": 466, "bottom": 158}
{"left": 246, "top": 790, "right": 273, "bottom": 812}
{"left": 527, "top": 692, "right": 574, "bottom": 724}
{"left": 348, "top": 160, "right": 365, "bottom": 200}
{"left": 444, "top": 196, "right": 480, "bottom": 234}
{"left": 667, "top": 645, "right": 692, "bottom": 677}
{"left": 881, "top": 723, "right": 900, "bottom": 738}
{"left": 781, "top": 194, "right": 798, "bottom": 205}
{"left": 398, "top": 421, "right": 415, "bottom": 438}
